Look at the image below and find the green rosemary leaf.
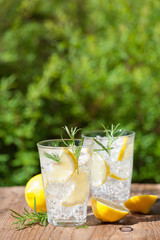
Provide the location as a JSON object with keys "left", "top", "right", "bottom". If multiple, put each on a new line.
{"left": 43, "top": 217, "right": 47, "bottom": 227}
{"left": 94, "top": 138, "right": 109, "bottom": 154}
{"left": 76, "top": 224, "right": 89, "bottom": 229}
{"left": 10, "top": 209, "right": 24, "bottom": 218}
{"left": 24, "top": 208, "right": 29, "bottom": 214}
{"left": 11, "top": 221, "right": 21, "bottom": 225}
{"left": 43, "top": 152, "right": 61, "bottom": 163}
{"left": 10, "top": 214, "right": 21, "bottom": 220}
{"left": 26, "top": 220, "right": 36, "bottom": 225}
{"left": 34, "top": 197, "right": 37, "bottom": 215}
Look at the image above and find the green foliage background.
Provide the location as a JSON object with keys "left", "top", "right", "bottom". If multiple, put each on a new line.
{"left": 0, "top": 0, "right": 160, "bottom": 186}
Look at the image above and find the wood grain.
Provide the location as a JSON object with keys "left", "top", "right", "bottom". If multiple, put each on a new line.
{"left": 0, "top": 184, "right": 160, "bottom": 240}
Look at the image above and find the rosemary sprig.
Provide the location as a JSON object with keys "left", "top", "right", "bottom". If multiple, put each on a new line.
{"left": 62, "top": 126, "right": 83, "bottom": 156}
{"left": 62, "top": 126, "right": 81, "bottom": 146}
{"left": 62, "top": 126, "right": 83, "bottom": 172}
{"left": 43, "top": 151, "right": 61, "bottom": 163}
{"left": 94, "top": 124, "right": 125, "bottom": 156}
{"left": 41, "top": 126, "right": 83, "bottom": 167}
{"left": 10, "top": 198, "right": 47, "bottom": 229}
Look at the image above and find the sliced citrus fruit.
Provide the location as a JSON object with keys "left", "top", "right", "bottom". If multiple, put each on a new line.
{"left": 91, "top": 152, "right": 110, "bottom": 187}
{"left": 45, "top": 149, "right": 78, "bottom": 183}
{"left": 124, "top": 195, "right": 157, "bottom": 214}
{"left": 25, "top": 174, "right": 47, "bottom": 212}
{"left": 91, "top": 197, "right": 129, "bottom": 222}
{"left": 118, "top": 136, "right": 128, "bottom": 161}
{"left": 62, "top": 171, "right": 89, "bottom": 207}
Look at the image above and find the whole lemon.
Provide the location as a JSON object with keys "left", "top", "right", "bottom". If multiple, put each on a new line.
{"left": 25, "top": 174, "right": 47, "bottom": 212}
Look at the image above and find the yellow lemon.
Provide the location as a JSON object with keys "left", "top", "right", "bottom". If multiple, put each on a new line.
{"left": 25, "top": 174, "right": 47, "bottom": 212}
{"left": 124, "top": 195, "right": 157, "bottom": 214}
{"left": 62, "top": 171, "right": 89, "bottom": 207}
{"left": 91, "top": 152, "right": 110, "bottom": 187}
{"left": 91, "top": 197, "right": 129, "bottom": 222}
{"left": 44, "top": 149, "right": 78, "bottom": 183}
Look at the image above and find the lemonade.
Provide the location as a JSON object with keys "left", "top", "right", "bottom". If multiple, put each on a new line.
{"left": 83, "top": 129, "right": 135, "bottom": 203}
{"left": 37, "top": 139, "right": 93, "bottom": 226}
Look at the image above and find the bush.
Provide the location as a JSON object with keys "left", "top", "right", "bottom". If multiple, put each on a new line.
{"left": 0, "top": 0, "right": 160, "bottom": 185}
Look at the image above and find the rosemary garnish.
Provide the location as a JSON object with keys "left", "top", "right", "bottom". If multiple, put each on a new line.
{"left": 62, "top": 126, "right": 83, "bottom": 158}
{"left": 62, "top": 126, "right": 81, "bottom": 144}
{"left": 94, "top": 124, "right": 125, "bottom": 156}
{"left": 10, "top": 198, "right": 47, "bottom": 229}
{"left": 42, "top": 126, "right": 83, "bottom": 168}
{"left": 62, "top": 126, "right": 82, "bottom": 149}
{"left": 43, "top": 152, "right": 61, "bottom": 163}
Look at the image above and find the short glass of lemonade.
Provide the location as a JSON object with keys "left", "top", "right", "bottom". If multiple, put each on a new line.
{"left": 83, "top": 130, "right": 135, "bottom": 204}
{"left": 37, "top": 139, "right": 93, "bottom": 226}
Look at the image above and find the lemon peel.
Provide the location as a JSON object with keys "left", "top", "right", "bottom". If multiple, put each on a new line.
{"left": 124, "top": 195, "right": 157, "bottom": 214}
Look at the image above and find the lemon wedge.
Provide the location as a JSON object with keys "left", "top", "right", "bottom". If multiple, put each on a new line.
{"left": 62, "top": 171, "right": 89, "bottom": 207}
{"left": 91, "top": 197, "right": 129, "bottom": 222}
{"left": 45, "top": 149, "right": 78, "bottom": 183}
{"left": 91, "top": 152, "right": 110, "bottom": 187}
{"left": 124, "top": 195, "right": 157, "bottom": 214}
{"left": 118, "top": 137, "right": 128, "bottom": 161}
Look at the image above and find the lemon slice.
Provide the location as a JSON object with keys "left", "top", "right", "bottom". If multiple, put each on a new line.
{"left": 62, "top": 171, "right": 89, "bottom": 207}
{"left": 124, "top": 195, "right": 157, "bottom": 214}
{"left": 46, "top": 149, "right": 78, "bottom": 183}
{"left": 91, "top": 197, "right": 129, "bottom": 222}
{"left": 118, "top": 136, "right": 128, "bottom": 161}
{"left": 91, "top": 152, "right": 110, "bottom": 187}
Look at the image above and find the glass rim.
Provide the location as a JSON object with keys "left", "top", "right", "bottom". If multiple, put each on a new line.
{"left": 82, "top": 129, "right": 135, "bottom": 139}
{"left": 37, "top": 138, "right": 93, "bottom": 149}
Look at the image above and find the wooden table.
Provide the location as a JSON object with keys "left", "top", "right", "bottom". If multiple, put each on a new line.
{"left": 0, "top": 184, "right": 160, "bottom": 240}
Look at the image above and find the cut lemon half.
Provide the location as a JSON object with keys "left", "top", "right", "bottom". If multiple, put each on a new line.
{"left": 91, "top": 197, "right": 129, "bottom": 222}
{"left": 91, "top": 152, "right": 110, "bottom": 187}
{"left": 46, "top": 149, "right": 78, "bottom": 183}
{"left": 118, "top": 137, "right": 128, "bottom": 161}
{"left": 124, "top": 195, "right": 157, "bottom": 214}
{"left": 62, "top": 171, "right": 89, "bottom": 207}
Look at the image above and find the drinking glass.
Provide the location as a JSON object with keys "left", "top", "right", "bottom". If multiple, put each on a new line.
{"left": 83, "top": 130, "right": 135, "bottom": 203}
{"left": 37, "top": 139, "right": 93, "bottom": 226}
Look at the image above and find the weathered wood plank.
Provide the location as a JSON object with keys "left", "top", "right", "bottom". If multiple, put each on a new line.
{"left": 0, "top": 184, "right": 160, "bottom": 240}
